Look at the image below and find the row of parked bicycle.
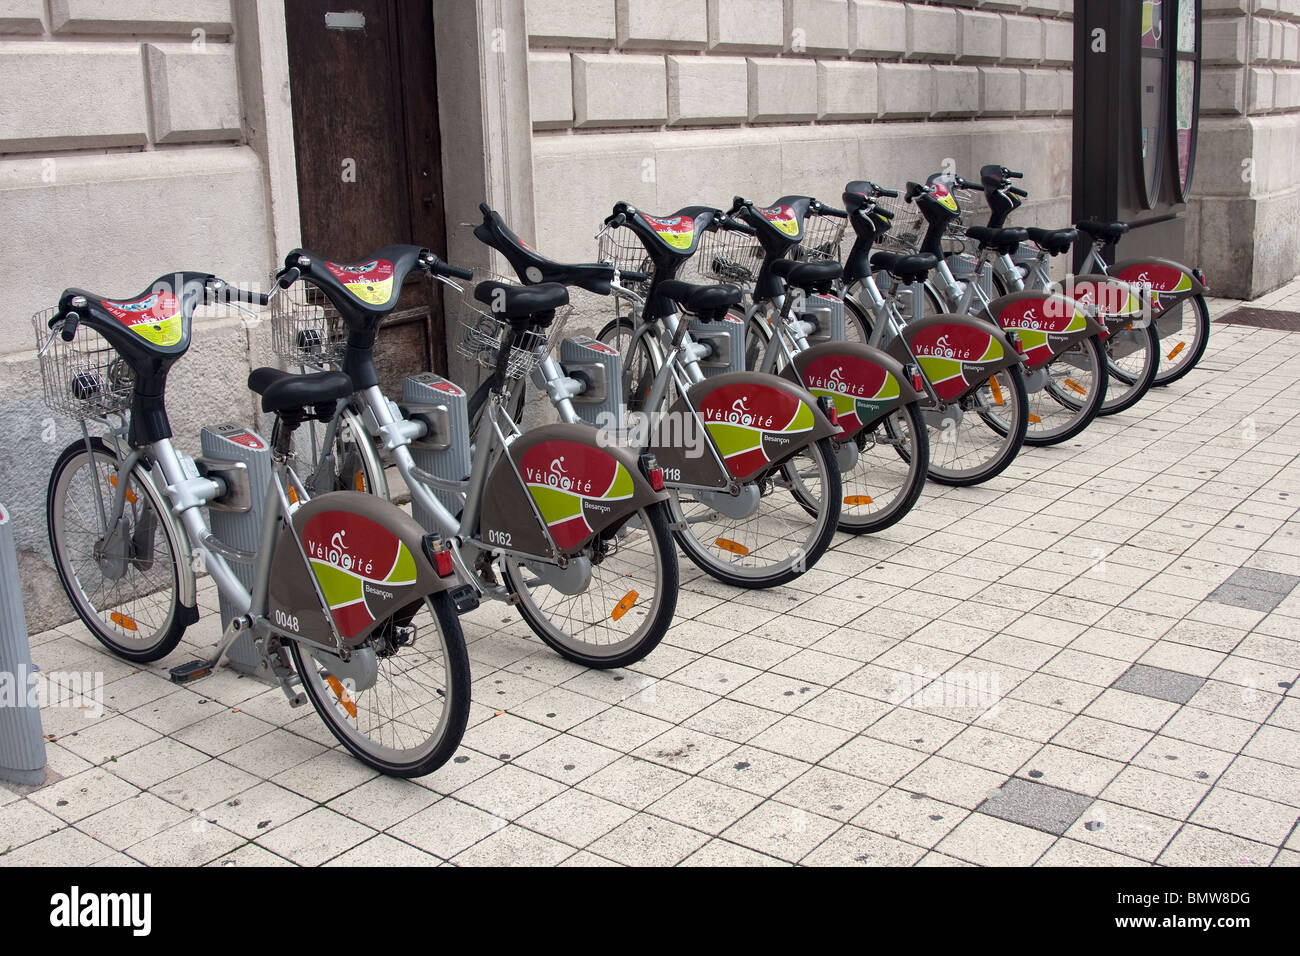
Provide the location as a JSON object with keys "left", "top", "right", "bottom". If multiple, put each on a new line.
{"left": 33, "top": 163, "right": 1209, "bottom": 776}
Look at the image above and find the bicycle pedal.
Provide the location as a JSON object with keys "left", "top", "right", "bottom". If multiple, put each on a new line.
{"left": 449, "top": 584, "right": 480, "bottom": 615}
{"left": 169, "top": 660, "right": 213, "bottom": 684}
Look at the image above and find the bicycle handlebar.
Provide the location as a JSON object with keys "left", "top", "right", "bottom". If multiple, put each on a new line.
{"left": 1008, "top": 186, "right": 1029, "bottom": 198}
{"left": 876, "top": 187, "right": 900, "bottom": 199}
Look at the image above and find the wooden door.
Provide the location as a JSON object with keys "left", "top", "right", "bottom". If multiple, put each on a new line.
{"left": 284, "top": 0, "right": 449, "bottom": 391}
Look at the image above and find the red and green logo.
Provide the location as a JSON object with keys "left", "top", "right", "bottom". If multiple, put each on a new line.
{"left": 519, "top": 440, "right": 635, "bottom": 551}
{"left": 643, "top": 214, "right": 695, "bottom": 251}
{"left": 102, "top": 290, "right": 182, "bottom": 347}
{"left": 800, "top": 354, "right": 900, "bottom": 436}
{"left": 301, "top": 512, "right": 418, "bottom": 639}
{"left": 326, "top": 258, "right": 395, "bottom": 306}
{"left": 759, "top": 204, "right": 801, "bottom": 238}
{"left": 910, "top": 323, "right": 1005, "bottom": 401}
{"left": 697, "top": 383, "right": 814, "bottom": 478}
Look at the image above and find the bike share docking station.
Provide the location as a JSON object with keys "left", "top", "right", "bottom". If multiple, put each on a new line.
{"left": 197, "top": 424, "right": 275, "bottom": 681}
{"left": 401, "top": 372, "right": 473, "bottom": 526}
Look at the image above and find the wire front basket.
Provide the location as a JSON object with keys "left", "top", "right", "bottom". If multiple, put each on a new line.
{"left": 270, "top": 280, "right": 347, "bottom": 368}
{"left": 693, "top": 227, "right": 765, "bottom": 286}
{"left": 872, "top": 195, "right": 927, "bottom": 254}
{"left": 32, "top": 309, "right": 136, "bottom": 420}
{"left": 596, "top": 227, "right": 654, "bottom": 295}
{"left": 456, "top": 277, "right": 570, "bottom": 380}
{"left": 792, "top": 213, "right": 847, "bottom": 264}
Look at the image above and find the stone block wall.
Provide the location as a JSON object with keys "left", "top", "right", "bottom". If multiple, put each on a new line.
{"left": 0, "top": 0, "right": 275, "bottom": 629}
{"left": 1191, "top": 0, "right": 1300, "bottom": 297}
{"left": 524, "top": 0, "right": 1077, "bottom": 268}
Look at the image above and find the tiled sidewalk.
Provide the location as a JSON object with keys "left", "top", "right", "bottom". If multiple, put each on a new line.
{"left": 3, "top": 291, "right": 1298, "bottom": 867}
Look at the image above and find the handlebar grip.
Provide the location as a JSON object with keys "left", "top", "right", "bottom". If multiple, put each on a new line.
{"left": 1009, "top": 186, "right": 1028, "bottom": 198}
{"left": 815, "top": 203, "right": 848, "bottom": 219}
{"left": 225, "top": 284, "right": 271, "bottom": 307}
{"left": 877, "top": 188, "right": 900, "bottom": 199}
{"left": 60, "top": 313, "right": 79, "bottom": 342}
{"left": 276, "top": 266, "right": 302, "bottom": 290}
{"left": 620, "top": 269, "right": 651, "bottom": 283}
{"left": 424, "top": 254, "right": 473, "bottom": 280}
{"left": 874, "top": 206, "right": 896, "bottom": 220}
{"left": 1005, "top": 170, "right": 1024, "bottom": 179}
{"left": 604, "top": 211, "right": 628, "bottom": 228}
{"left": 721, "top": 216, "right": 757, "bottom": 236}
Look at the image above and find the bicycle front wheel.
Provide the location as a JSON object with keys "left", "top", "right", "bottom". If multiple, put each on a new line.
{"left": 504, "top": 501, "right": 678, "bottom": 669}
{"left": 302, "top": 406, "right": 387, "bottom": 498}
{"left": 290, "top": 591, "right": 470, "bottom": 777}
{"left": 1023, "top": 336, "right": 1108, "bottom": 446}
{"left": 670, "top": 436, "right": 841, "bottom": 588}
{"left": 47, "top": 437, "right": 187, "bottom": 663}
{"left": 927, "top": 365, "right": 1029, "bottom": 486}
{"left": 1152, "top": 293, "right": 1210, "bottom": 386}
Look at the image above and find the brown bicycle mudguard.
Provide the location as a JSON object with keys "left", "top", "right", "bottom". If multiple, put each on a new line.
{"left": 1064, "top": 274, "right": 1148, "bottom": 337}
{"left": 782, "top": 341, "right": 921, "bottom": 438}
{"left": 889, "top": 313, "right": 1021, "bottom": 403}
{"left": 480, "top": 423, "right": 666, "bottom": 559}
{"left": 654, "top": 370, "right": 840, "bottom": 486}
{"left": 267, "top": 491, "right": 451, "bottom": 648}
{"left": 985, "top": 291, "right": 1105, "bottom": 369}
{"left": 1108, "top": 257, "right": 1207, "bottom": 316}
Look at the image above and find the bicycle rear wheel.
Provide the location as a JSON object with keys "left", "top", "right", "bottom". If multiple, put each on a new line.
{"left": 504, "top": 502, "right": 677, "bottom": 669}
{"left": 290, "top": 591, "right": 470, "bottom": 777}
{"left": 1099, "top": 323, "right": 1159, "bottom": 416}
{"left": 838, "top": 403, "right": 929, "bottom": 534}
{"left": 1023, "top": 336, "right": 1108, "bottom": 446}
{"left": 669, "top": 437, "right": 840, "bottom": 588}
{"left": 927, "top": 365, "right": 1029, "bottom": 486}
{"left": 47, "top": 437, "right": 187, "bottom": 663}
{"left": 1152, "top": 294, "right": 1210, "bottom": 386}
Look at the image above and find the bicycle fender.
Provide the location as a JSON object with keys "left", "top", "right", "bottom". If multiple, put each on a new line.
{"left": 1108, "top": 257, "right": 1207, "bottom": 316}
{"left": 268, "top": 492, "right": 451, "bottom": 649}
{"left": 890, "top": 314, "right": 1020, "bottom": 402}
{"left": 657, "top": 371, "right": 839, "bottom": 485}
{"left": 782, "top": 341, "right": 921, "bottom": 438}
{"left": 986, "top": 291, "right": 1104, "bottom": 370}
{"left": 481, "top": 423, "right": 666, "bottom": 558}
{"left": 1065, "top": 275, "right": 1149, "bottom": 335}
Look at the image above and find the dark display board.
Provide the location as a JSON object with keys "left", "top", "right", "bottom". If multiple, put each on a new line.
{"left": 1072, "top": 0, "right": 1201, "bottom": 266}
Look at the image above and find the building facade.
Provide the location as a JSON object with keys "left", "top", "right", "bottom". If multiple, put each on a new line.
{"left": 1, "top": 0, "right": 1297, "bottom": 629}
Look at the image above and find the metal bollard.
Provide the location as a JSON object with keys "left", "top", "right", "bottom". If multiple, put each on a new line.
{"left": 0, "top": 504, "right": 47, "bottom": 786}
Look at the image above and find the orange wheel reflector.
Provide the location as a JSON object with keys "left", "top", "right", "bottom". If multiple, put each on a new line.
{"left": 1028, "top": 414, "right": 1042, "bottom": 424}
{"left": 988, "top": 377, "right": 1004, "bottom": 406}
{"left": 354, "top": 471, "right": 366, "bottom": 492}
{"left": 715, "top": 538, "right": 750, "bottom": 556}
{"left": 1167, "top": 341, "right": 1186, "bottom": 360}
{"left": 611, "top": 590, "right": 640, "bottom": 622}
{"left": 844, "top": 494, "right": 873, "bottom": 505}
{"left": 110, "top": 612, "right": 138, "bottom": 632}
{"left": 325, "top": 675, "right": 358, "bottom": 719}
{"left": 288, "top": 486, "right": 300, "bottom": 504}
{"left": 108, "top": 474, "right": 138, "bottom": 505}
{"left": 1064, "top": 379, "right": 1087, "bottom": 396}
